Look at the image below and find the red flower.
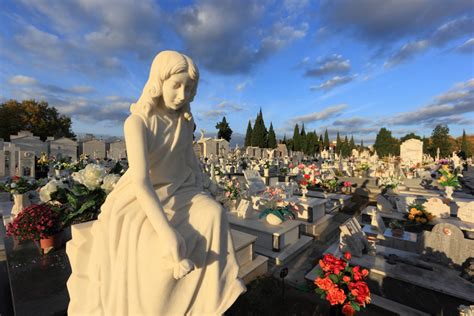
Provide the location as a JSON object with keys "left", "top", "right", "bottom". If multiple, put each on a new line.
{"left": 362, "top": 269, "right": 369, "bottom": 277}
{"left": 326, "top": 287, "right": 346, "bottom": 305}
{"left": 314, "top": 277, "right": 335, "bottom": 291}
{"left": 304, "top": 174, "right": 311, "bottom": 180}
{"left": 12, "top": 176, "right": 20, "bottom": 182}
{"left": 300, "top": 180, "right": 308, "bottom": 186}
{"left": 344, "top": 252, "right": 351, "bottom": 261}
{"left": 342, "top": 303, "right": 355, "bottom": 316}
{"left": 349, "top": 281, "right": 371, "bottom": 306}
{"left": 342, "top": 276, "right": 351, "bottom": 283}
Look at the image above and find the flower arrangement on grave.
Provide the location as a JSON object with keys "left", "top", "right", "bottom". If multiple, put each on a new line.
{"left": 298, "top": 165, "right": 321, "bottom": 197}
{"left": 40, "top": 164, "right": 120, "bottom": 226}
{"left": 6, "top": 203, "right": 62, "bottom": 242}
{"left": 0, "top": 176, "right": 39, "bottom": 194}
{"left": 356, "top": 163, "right": 370, "bottom": 172}
{"left": 389, "top": 220, "right": 404, "bottom": 237}
{"left": 379, "top": 176, "right": 402, "bottom": 193}
{"left": 314, "top": 252, "right": 371, "bottom": 315}
{"left": 438, "top": 165, "right": 461, "bottom": 188}
{"left": 322, "top": 177, "right": 339, "bottom": 193}
{"left": 406, "top": 203, "right": 433, "bottom": 224}
{"left": 258, "top": 186, "right": 296, "bottom": 225}
{"left": 222, "top": 177, "right": 243, "bottom": 208}
{"left": 341, "top": 181, "right": 354, "bottom": 194}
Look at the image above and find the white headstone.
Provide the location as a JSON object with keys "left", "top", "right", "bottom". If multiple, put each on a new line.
{"left": 400, "top": 139, "right": 423, "bottom": 165}
{"left": 339, "top": 217, "right": 368, "bottom": 257}
{"left": 236, "top": 199, "right": 253, "bottom": 219}
{"left": 458, "top": 202, "right": 474, "bottom": 223}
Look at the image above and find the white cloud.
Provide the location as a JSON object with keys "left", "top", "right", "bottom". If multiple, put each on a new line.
{"left": 304, "top": 54, "right": 351, "bottom": 78}
{"left": 288, "top": 104, "right": 347, "bottom": 124}
{"left": 310, "top": 75, "right": 356, "bottom": 92}
{"left": 9, "top": 75, "right": 37, "bottom": 85}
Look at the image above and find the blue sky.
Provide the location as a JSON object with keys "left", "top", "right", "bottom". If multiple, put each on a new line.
{"left": 1, "top": 0, "right": 473, "bottom": 144}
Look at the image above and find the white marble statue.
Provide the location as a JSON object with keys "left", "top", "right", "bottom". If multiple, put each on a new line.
{"left": 67, "top": 51, "right": 245, "bottom": 315}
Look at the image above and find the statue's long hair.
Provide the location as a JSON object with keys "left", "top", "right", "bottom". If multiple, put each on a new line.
{"left": 130, "top": 50, "right": 199, "bottom": 120}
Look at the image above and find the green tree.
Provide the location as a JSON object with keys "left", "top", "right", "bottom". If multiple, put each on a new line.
{"left": 244, "top": 120, "right": 253, "bottom": 146}
{"left": 292, "top": 123, "right": 301, "bottom": 151}
{"left": 0, "top": 99, "right": 76, "bottom": 141}
{"left": 373, "top": 128, "right": 399, "bottom": 157}
{"left": 251, "top": 109, "right": 267, "bottom": 148}
{"left": 267, "top": 123, "right": 277, "bottom": 149}
{"left": 400, "top": 132, "right": 422, "bottom": 143}
{"left": 342, "top": 135, "right": 351, "bottom": 157}
{"left": 349, "top": 135, "right": 355, "bottom": 151}
{"left": 460, "top": 129, "right": 471, "bottom": 158}
{"left": 216, "top": 116, "right": 233, "bottom": 142}
{"left": 300, "top": 123, "right": 307, "bottom": 153}
{"left": 305, "top": 131, "right": 318, "bottom": 155}
{"left": 422, "top": 136, "right": 430, "bottom": 155}
{"left": 323, "top": 129, "right": 329, "bottom": 149}
{"left": 360, "top": 139, "right": 364, "bottom": 149}
{"left": 336, "top": 132, "right": 341, "bottom": 154}
{"left": 430, "top": 124, "right": 451, "bottom": 158}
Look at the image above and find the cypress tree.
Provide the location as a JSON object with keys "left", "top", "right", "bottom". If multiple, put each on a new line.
{"left": 300, "top": 123, "right": 307, "bottom": 154}
{"left": 267, "top": 123, "right": 277, "bottom": 148}
{"left": 292, "top": 123, "right": 301, "bottom": 151}
{"left": 350, "top": 135, "right": 355, "bottom": 151}
{"left": 461, "top": 129, "right": 471, "bottom": 158}
{"left": 360, "top": 139, "right": 364, "bottom": 149}
{"left": 336, "top": 132, "right": 341, "bottom": 154}
{"left": 323, "top": 129, "right": 329, "bottom": 149}
{"left": 251, "top": 109, "right": 267, "bottom": 148}
{"left": 244, "top": 120, "right": 253, "bottom": 147}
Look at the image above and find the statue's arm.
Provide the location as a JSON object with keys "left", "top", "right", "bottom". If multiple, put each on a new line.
{"left": 124, "top": 115, "right": 171, "bottom": 231}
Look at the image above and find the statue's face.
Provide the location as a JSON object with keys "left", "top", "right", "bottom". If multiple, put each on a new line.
{"left": 162, "top": 72, "right": 194, "bottom": 111}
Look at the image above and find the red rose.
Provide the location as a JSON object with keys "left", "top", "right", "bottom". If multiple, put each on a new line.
{"left": 315, "top": 277, "right": 335, "bottom": 291}
{"left": 304, "top": 174, "right": 311, "bottom": 179}
{"left": 323, "top": 254, "right": 337, "bottom": 264}
{"left": 362, "top": 269, "right": 369, "bottom": 277}
{"left": 326, "top": 287, "right": 346, "bottom": 305}
{"left": 350, "top": 281, "right": 370, "bottom": 305}
{"left": 342, "top": 276, "right": 351, "bottom": 283}
{"left": 342, "top": 303, "right": 355, "bottom": 316}
{"left": 344, "top": 252, "right": 351, "bottom": 261}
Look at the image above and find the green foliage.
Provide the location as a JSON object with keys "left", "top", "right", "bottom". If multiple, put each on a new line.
{"left": 244, "top": 120, "right": 253, "bottom": 146}
{"left": 251, "top": 109, "right": 268, "bottom": 148}
{"left": 300, "top": 123, "right": 307, "bottom": 153}
{"left": 373, "top": 127, "right": 399, "bottom": 157}
{"left": 422, "top": 136, "right": 430, "bottom": 155}
{"left": 323, "top": 129, "right": 329, "bottom": 149}
{"left": 430, "top": 124, "right": 451, "bottom": 158}
{"left": 292, "top": 124, "right": 301, "bottom": 151}
{"left": 0, "top": 99, "right": 76, "bottom": 141}
{"left": 215, "top": 116, "right": 233, "bottom": 142}
{"left": 267, "top": 123, "right": 277, "bottom": 148}
{"left": 400, "top": 132, "right": 421, "bottom": 142}
{"left": 460, "top": 129, "right": 471, "bottom": 158}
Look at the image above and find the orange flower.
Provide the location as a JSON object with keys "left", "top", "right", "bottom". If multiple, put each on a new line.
{"left": 343, "top": 276, "right": 351, "bottom": 283}
{"left": 326, "top": 287, "right": 347, "bottom": 305}
{"left": 362, "top": 269, "right": 369, "bottom": 277}
{"left": 315, "top": 277, "right": 335, "bottom": 291}
{"left": 410, "top": 207, "right": 417, "bottom": 213}
{"left": 342, "top": 303, "right": 356, "bottom": 316}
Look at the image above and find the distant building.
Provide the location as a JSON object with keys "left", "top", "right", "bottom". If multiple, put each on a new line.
{"left": 9, "top": 131, "right": 47, "bottom": 157}
{"left": 82, "top": 139, "right": 106, "bottom": 159}
{"left": 49, "top": 137, "right": 78, "bottom": 161}
{"left": 108, "top": 140, "right": 127, "bottom": 160}
{"left": 194, "top": 131, "right": 230, "bottom": 158}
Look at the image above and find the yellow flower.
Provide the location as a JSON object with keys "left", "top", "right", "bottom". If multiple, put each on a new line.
{"left": 439, "top": 176, "right": 447, "bottom": 183}
{"left": 442, "top": 165, "right": 449, "bottom": 171}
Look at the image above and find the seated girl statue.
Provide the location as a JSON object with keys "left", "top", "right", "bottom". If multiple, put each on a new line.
{"left": 67, "top": 50, "right": 246, "bottom": 315}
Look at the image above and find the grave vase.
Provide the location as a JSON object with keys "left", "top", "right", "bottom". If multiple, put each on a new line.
{"left": 264, "top": 168, "right": 269, "bottom": 177}
{"left": 12, "top": 193, "right": 31, "bottom": 218}
{"left": 39, "top": 232, "right": 62, "bottom": 254}
{"left": 444, "top": 186, "right": 454, "bottom": 200}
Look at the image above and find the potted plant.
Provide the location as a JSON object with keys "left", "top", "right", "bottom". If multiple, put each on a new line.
{"left": 389, "top": 220, "right": 404, "bottom": 237}
{"left": 438, "top": 165, "right": 461, "bottom": 200}
{"left": 263, "top": 160, "right": 271, "bottom": 177}
{"left": 341, "top": 181, "right": 353, "bottom": 194}
{"left": 313, "top": 252, "right": 371, "bottom": 315}
{"left": 258, "top": 186, "right": 296, "bottom": 225}
{"left": 2, "top": 176, "right": 39, "bottom": 217}
{"left": 379, "top": 176, "right": 402, "bottom": 195}
{"left": 6, "top": 203, "right": 63, "bottom": 254}
{"left": 405, "top": 203, "right": 434, "bottom": 232}
{"left": 222, "top": 177, "right": 242, "bottom": 211}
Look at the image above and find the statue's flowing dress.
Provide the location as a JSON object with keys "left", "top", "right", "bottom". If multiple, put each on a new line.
{"left": 67, "top": 106, "right": 246, "bottom": 315}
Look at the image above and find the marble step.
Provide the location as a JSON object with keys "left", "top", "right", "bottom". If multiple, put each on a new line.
{"left": 255, "top": 235, "right": 313, "bottom": 266}
{"left": 231, "top": 229, "right": 257, "bottom": 267}
{"left": 238, "top": 255, "right": 268, "bottom": 285}
{"left": 228, "top": 212, "right": 303, "bottom": 252}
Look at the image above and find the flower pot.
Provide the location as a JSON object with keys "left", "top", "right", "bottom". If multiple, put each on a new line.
{"left": 11, "top": 193, "right": 31, "bottom": 218}
{"left": 266, "top": 213, "right": 283, "bottom": 225}
{"left": 444, "top": 186, "right": 454, "bottom": 200}
{"left": 391, "top": 228, "right": 404, "bottom": 238}
{"left": 40, "top": 234, "right": 61, "bottom": 254}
